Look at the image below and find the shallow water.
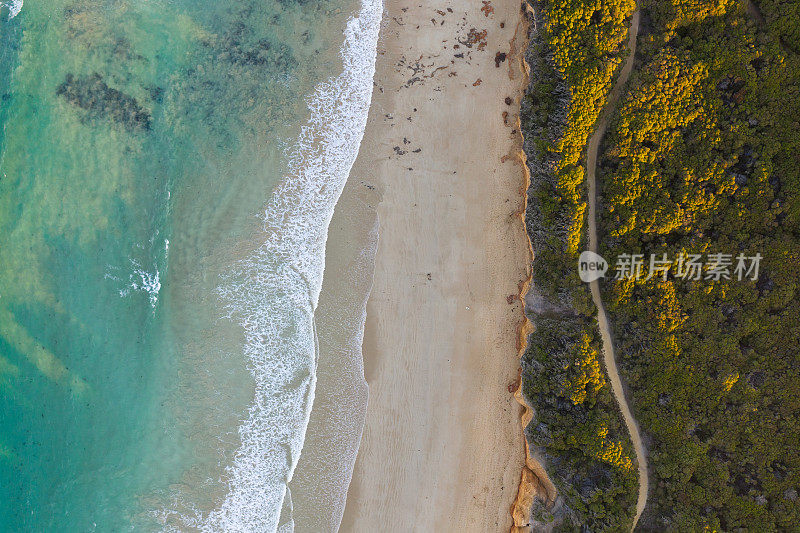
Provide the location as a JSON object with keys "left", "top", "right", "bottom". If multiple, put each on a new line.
{"left": 0, "top": 0, "right": 377, "bottom": 529}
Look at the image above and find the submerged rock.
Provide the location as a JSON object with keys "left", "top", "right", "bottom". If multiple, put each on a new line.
{"left": 56, "top": 73, "right": 151, "bottom": 132}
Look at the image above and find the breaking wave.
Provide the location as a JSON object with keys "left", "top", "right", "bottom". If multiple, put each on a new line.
{"left": 159, "top": 0, "right": 382, "bottom": 530}
{"left": 2, "top": 0, "right": 22, "bottom": 20}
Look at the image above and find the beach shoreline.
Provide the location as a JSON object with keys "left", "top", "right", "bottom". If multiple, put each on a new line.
{"left": 332, "top": 0, "right": 545, "bottom": 529}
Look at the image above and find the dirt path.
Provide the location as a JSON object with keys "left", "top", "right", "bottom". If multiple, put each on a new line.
{"left": 585, "top": 9, "right": 649, "bottom": 530}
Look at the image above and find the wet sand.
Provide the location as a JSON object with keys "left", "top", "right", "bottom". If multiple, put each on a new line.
{"left": 287, "top": 178, "right": 380, "bottom": 531}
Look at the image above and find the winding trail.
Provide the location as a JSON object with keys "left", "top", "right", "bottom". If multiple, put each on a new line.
{"left": 585, "top": 9, "right": 649, "bottom": 530}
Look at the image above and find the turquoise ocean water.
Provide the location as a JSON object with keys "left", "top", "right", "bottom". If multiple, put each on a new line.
{"left": 0, "top": 0, "right": 379, "bottom": 530}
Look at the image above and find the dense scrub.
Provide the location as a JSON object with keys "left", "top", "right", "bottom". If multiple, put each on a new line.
{"left": 597, "top": 0, "right": 800, "bottom": 529}
{"left": 520, "top": 0, "right": 639, "bottom": 529}
{"left": 524, "top": 319, "right": 638, "bottom": 530}
{"left": 521, "top": 0, "right": 800, "bottom": 529}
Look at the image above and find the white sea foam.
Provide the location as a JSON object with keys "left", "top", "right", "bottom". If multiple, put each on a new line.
{"left": 2, "top": 0, "right": 22, "bottom": 20}
{"left": 107, "top": 252, "right": 164, "bottom": 310}
{"left": 128, "top": 261, "right": 161, "bottom": 309}
{"left": 162, "top": 0, "right": 382, "bottom": 530}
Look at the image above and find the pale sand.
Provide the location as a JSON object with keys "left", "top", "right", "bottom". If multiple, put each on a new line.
{"left": 339, "top": 0, "right": 535, "bottom": 530}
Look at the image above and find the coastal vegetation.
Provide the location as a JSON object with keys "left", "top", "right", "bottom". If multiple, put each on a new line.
{"left": 521, "top": 0, "right": 800, "bottom": 529}
{"left": 520, "top": 0, "right": 639, "bottom": 529}
{"left": 598, "top": 0, "right": 800, "bottom": 529}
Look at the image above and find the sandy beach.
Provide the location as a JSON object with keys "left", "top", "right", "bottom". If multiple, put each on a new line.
{"left": 336, "top": 0, "right": 535, "bottom": 530}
